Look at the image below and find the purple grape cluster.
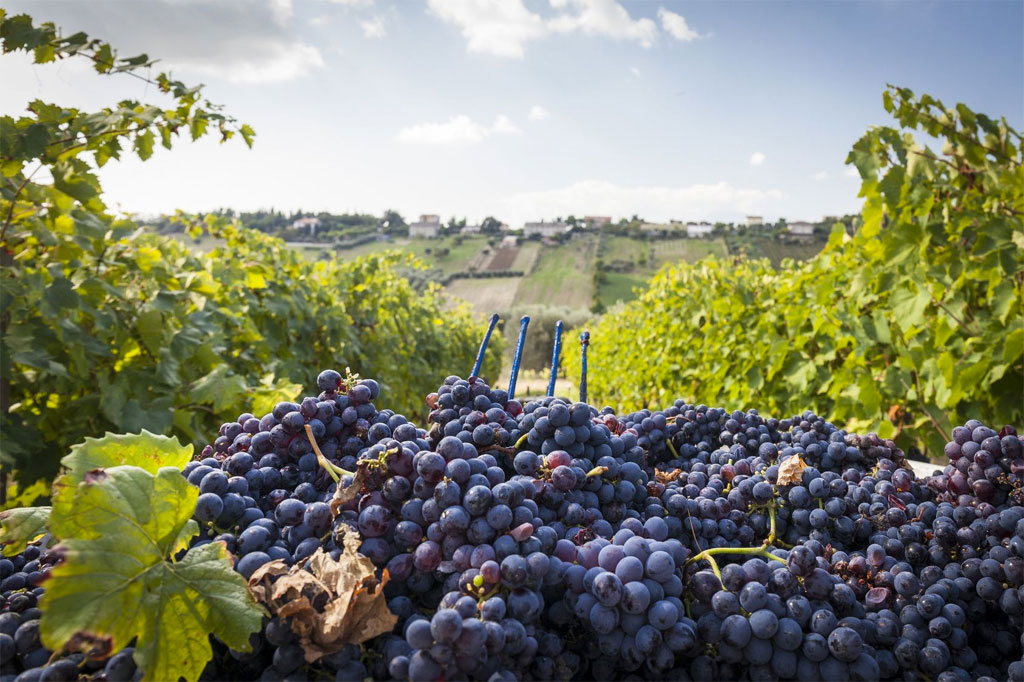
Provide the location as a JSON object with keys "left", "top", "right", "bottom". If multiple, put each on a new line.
{"left": 2, "top": 365, "right": 1022, "bottom": 682}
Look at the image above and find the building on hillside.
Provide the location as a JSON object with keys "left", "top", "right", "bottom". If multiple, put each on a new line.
{"left": 788, "top": 221, "right": 816, "bottom": 236}
{"left": 291, "top": 217, "right": 321, "bottom": 236}
{"left": 685, "top": 222, "right": 714, "bottom": 238}
{"left": 745, "top": 215, "right": 764, "bottom": 227}
{"left": 523, "top": 220, "right": 569, "bottom": 237}
{"left": 462, "top": 223, "right": 481, "bottom": 234}
{"left": 584, "top": 216, "right": 612, "bottom": 228}
{"left": 409, "top": 214, "right": 441, "bottom": 238}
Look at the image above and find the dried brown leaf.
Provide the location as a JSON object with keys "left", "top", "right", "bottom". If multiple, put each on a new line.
{"left": 329, "top": 466, "right": 369, "bottom": 516}
{"left": 655, "top": 468, "right": 682, "bottom": 484}
{"left": 777, "top": 455, "right": 807, "bottom": 486}
{"left": 246, "top": 530, "right": 396, "bottom": 662}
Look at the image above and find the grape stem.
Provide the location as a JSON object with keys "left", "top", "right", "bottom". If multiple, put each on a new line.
{"left": 687, "top": 545, "right": 788, "bottom": 588}
{"left": 305, "top": 424, "right": 354, "bottom": 482}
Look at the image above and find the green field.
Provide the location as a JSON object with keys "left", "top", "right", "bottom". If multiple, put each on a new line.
{"left": 727, "top": 236, "right": 825, "bottom": 267}
{"left": 514, "top": 237, "right": 597, "bottom": 310}
{"left": 595, "top": 271, "right": 649, "bottom": 309}
{"left": 652, "top": 238, "right": 727, "bottom": 266}
{"left": 593, "top": 237, "right": 727, "bottom": 308}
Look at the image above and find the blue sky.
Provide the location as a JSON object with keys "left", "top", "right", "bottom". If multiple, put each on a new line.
{"left": 2, "top": 0, "right": 1021, "bottom": 226}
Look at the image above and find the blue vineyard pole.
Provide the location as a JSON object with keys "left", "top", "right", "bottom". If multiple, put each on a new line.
{"left": 507, "top": 316, "right": 530, "bottom": 400}
{"left": 579, "top": 331, "right": 590, "bottom": 403}
{"left": 546, "top": 320, "right": 563, "bottom": 397}
{"left": 470, "top": 313, "right": 500, "bottom": 379}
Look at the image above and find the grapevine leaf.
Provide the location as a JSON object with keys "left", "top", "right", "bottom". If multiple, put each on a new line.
{"left": 60, "top": 430, "right": 192, "bottom": 483}
{"left": 51, "top": 430, "right": 193, "bottom": 524}
{"left": 0, "top": 506, "right": 52, "bottom": 556}
{"left": 248, "top": 531, "right": 397, "bottom": 662}
{"left": 41, "top": 466, "right": 263, "bottom": 682}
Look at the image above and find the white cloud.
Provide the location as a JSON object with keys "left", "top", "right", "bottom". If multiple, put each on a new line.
{"left": 630, "top": 66, "right": 641, "bottom": 77}
{"left": 397, "top": 114, "right": 521, "bottom": 145}
{"left": 268, "top": 0, "right": 294, "bottom": 25}
{"left": 2, "top": 0, "right": 324, "bottom": 84}
{"left": 811, "top": 171, "right": 829, "bottom": 181}
{"left": 749, "top": 152, "right": 766, "bottom": 166}
{"left": 361, "top": 16, "right": 387, "bottom": 38}
{"left": 429, "top": 0, "right": 662, "bottom": 57}
{"left": 491, "top": 114, "right": 522, "bottom": 134}
{"left": 528, "top": 105, "right": 550, "bottom": 121}
{"left": 309, "top": 15, "right": 329, "bottom": 26}
{"left": 184, "top": 40, "right": 324, "bottom": 84}
{"left": 427, "top": 0, "right": 547, "bottom": 58}
{"left": 547, "top": 0, "right": 658, "bottom": 48}
{"left": 657, "top": 7, "right": 700, "bottom": 42}
{"left": 499, "top": 180, "right": 783, "bottom": 223}
{"left": 317, "top": 0, "right": 374, "bottom": 5}
{"left": 844, "top": 166, "right": 861, "bottom": 178}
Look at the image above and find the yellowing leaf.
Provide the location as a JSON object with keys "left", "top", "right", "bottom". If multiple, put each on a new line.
{"left": 51, "top": 431, "right": 193, "bottom": 539}
{"left": 245, "top": 270, "right": 267, "bottom": 290}
{"left": 0, "top": 506, "right": 52, "bottom": 556}
{"left": 58, "top": 430, "right": 192, "bottom": 485}
{"left": 135, "top": 246, "right": 162, "bottom": 272}
{"left": 41, "top": 466, "right": 263, "bottom": 682}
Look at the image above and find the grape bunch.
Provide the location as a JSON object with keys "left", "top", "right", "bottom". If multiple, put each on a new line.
{"left": 2, "top": 363, "right": 1022, "bottom": 682}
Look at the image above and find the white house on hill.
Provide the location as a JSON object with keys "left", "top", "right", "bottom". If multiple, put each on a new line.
{"left": 523, "top": 221, "right": 568, "bottom": 237}
{"left": 745, "top": 215, "right": 764, "bottom": 227}
{"left": 788, "top": 221, "right": 816, "bottom": 236}
{"left": 685, "top": 222, "right": 714, "bottom": 238}
{"left": 291, "top": 217, "right": 321, "bottom": 236}
{"left": 409, "top": 214, "right": 441, "bottom": 238}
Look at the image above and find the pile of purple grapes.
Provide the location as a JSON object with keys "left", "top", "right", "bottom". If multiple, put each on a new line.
{"left": 2, "top": 366, "right": 1022, "bottom": 682}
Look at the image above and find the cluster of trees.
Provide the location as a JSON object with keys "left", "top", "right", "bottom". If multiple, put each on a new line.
{"left": 146, "top": 208, "right": 408, "bottom": 242}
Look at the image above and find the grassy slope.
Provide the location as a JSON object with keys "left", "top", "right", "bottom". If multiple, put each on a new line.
{"left": 174, "top": 230, "right": 815, "bottom": 316}
{"left": 514, "top": 237, "right": 597, "bottom": 310}
{"left": 595, "top": 237, "right": 729, "bottom": 307}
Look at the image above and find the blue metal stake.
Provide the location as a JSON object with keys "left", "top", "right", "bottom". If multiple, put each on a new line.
{"left": 507, "top": 315, "right": 530, "bottom": 400}
{"left": 579, "top": 331, "right": 590, "bottom": 404}
{"left": 547, "top": 320, "right": 563, "bottom": 397}
{"left": 470, "top": 313, "right": 500, "bottom": 379}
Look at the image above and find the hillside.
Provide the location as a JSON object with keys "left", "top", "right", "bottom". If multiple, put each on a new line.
{"left": 170, "top": 229, "right": 827, "bottom": 372}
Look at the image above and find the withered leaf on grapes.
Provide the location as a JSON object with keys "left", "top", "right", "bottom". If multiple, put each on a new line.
{"left": 248, "top": 529, "right": 397, "bottom": 662}
{"left": 777, "top": 455, "right": 808, "bottom": 486}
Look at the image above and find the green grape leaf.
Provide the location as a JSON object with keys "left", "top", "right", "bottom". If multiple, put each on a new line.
{"left": 60, "top": 430, "right": 193, "bottom": 483}
{"left": 0, "top": 506, "right": 52, "bottom": 556}
{"left": 41, "top": 466, "right": 263, "bottom": 682}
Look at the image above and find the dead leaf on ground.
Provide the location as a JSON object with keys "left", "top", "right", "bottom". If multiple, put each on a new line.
{"left": 247, "top": 530, "right": 397, "bottom": 662}
{"left": 777, "top": 455, "right": 807, "bottom": 486}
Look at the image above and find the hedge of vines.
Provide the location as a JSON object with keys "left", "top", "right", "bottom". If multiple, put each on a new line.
{"left": 566, "top": 86, "right": 1023, "bottom": 459}
{"left": 0, "top": 13, "right": 501, "bottom": 485}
